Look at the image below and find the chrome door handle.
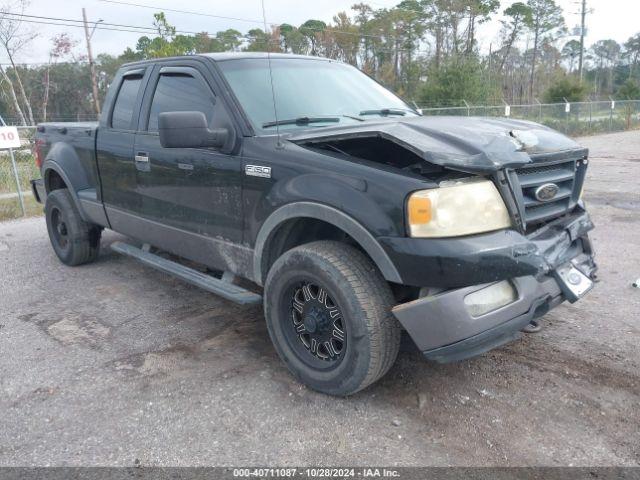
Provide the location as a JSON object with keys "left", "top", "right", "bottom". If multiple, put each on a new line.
{"left": 135, "top": 154, "right": 149, "bottom": 163}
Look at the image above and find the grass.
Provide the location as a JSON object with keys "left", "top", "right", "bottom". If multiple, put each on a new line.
{"left": 0, "top": 194, "right": 42, "bottom": 222}
{"left": 0, "top": 149, "right": 43, "bottom": 221}
{"left": 0, "top": 150, "right": 40, "bottom": 195}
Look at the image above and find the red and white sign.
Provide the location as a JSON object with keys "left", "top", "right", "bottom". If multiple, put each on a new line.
{"left": 0, "top": 126, "right": 21, "bottom": 149}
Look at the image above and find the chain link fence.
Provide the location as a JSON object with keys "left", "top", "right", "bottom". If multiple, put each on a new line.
{"left": 0, "top": 100, "right": 639, "bottom": 222}
{"left": 418, "top": 99, "right": 640, "bottom": 136}
{"left": 0, "top": 127, "right": 41, "bottom": 222}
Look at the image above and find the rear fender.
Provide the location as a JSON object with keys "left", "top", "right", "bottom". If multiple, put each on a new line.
{"left": 43, "top": 142, "right": 93, "bottom": 221}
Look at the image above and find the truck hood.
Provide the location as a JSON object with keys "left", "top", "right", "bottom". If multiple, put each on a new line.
{"left": 287, "top": 116, "right": 586, "bottom": 174}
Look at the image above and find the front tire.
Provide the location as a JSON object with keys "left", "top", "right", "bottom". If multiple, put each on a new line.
{"left": 45, "top": 189, "right": 101, "bottom": 266}
{"left": 264, "top": 241, "right": 401, "bottom": 396}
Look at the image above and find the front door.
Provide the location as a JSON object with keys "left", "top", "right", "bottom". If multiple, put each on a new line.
{"left": 133, "top": 65, "right": 243, "bottom": 246}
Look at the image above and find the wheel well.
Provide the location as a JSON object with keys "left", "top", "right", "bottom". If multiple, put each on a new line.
{"left": 261, "top": 217, "right": 418, "bottom": 303}
{"left": 46, "top": 169, "right": 67, "bottom": 193}
{"left": 261, "top": 218, "right": 369, "bottom": 283}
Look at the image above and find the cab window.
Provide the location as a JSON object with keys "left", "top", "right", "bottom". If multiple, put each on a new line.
{"left": 147, "top": 73, "right": 214, "bottom": 132}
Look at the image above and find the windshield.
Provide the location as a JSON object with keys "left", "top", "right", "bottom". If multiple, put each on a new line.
{"left": 217, "top": 58, "right": 418, "bottom": 133}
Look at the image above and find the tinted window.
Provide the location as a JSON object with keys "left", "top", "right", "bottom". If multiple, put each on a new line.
{"left": 111, "top": 76, "right": 142, "bottom": 129}
{"left": 147, "top": 74, "right": 214, "bottom": 132}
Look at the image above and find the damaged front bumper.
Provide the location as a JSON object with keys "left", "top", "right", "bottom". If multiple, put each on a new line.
{"left": 391, "top": 208, "right": 597, "bottom": 363}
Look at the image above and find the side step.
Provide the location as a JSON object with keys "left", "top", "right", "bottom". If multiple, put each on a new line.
{"left": 110, "top": 241, "right": 262, "bottom": 305}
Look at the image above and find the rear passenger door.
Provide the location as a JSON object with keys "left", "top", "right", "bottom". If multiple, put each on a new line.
{"left": 133, "top": 64, "right": 243, "bottom": 243}
{"left": 97, "top": 67, "right": 150, "bottom": 221}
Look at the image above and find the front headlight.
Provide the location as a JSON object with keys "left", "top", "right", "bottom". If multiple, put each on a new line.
{"left": 407, "top": 177, "right": 512, "bottom": 238}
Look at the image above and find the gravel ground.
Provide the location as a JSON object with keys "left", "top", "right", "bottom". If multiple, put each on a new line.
{"left": 0, "top": 131, "right": 639, "bottom": 467}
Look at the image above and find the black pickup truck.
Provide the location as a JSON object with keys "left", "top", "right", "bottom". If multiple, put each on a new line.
{"left": 32, "top": 53, "right": 597, "bottom": 395}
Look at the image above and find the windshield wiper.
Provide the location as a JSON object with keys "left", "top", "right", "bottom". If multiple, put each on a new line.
{"left": 359, "top": 108, "right": 407, "bottom": 117}
{"left": 262, "top": 116, "right": 341, "bottom": 128}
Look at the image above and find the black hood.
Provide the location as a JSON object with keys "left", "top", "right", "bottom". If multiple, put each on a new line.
{"left": 287, "top": 116, "right": 586, "bottom": 174}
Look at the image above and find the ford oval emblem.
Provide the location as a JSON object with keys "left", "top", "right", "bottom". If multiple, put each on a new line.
{"left": 534, "top": 183, "right": 560, "bottom": 202}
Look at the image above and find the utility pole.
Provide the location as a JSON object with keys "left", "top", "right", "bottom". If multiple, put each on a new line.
{"left": 82, "top": 8, "right": 101, "bottom": 118}
{"left": 578, "top": 0, "right": 587, "bottom": 81}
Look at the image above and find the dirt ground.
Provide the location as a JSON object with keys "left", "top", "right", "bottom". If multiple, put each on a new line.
{"left": 0, "top": 130, "right": 639, "bottom": 467}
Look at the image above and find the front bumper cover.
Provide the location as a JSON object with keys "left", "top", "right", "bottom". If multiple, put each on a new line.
{"left": 391, "top": 209, "right": 597, "bottom": 363}
{"left": 379, "top": 205, "right": 595, "bottom": 288}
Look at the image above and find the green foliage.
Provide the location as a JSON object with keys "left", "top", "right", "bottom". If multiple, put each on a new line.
{"left": 504, "top": 2, "right": 532, "bottom": 22}
{"left": 417, "top": 56, "right": 498, "bottom": 106}
{"left": 300, "top": 19, "right": 327, "bottom": 55}
{"left": 561, "top": 39, "right": 581, "bottom": 72}
{"left": 525, "top": 0, "right": 564, "bottom": 34}
{"left": 244, "top": 28, "right": 271, "bottom": 52}
{"left": 617, "top": 79, "right": 640, "bottom": 100}
{"left": 130, "top": 16, "right": 240, "bottom": 58}
{"left": 542, "top": 76, "right": 587, "bottom": 102}
{"left": 279, "top": 24, "right": 308, "bottom": 54}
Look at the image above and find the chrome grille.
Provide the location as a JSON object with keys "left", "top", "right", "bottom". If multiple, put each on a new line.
{"left": 513, "top": 154, "right": 586, "bottom": 226}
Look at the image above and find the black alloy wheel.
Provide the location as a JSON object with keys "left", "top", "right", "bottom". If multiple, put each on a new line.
{"left": 285, "top": 280, "right": 346, "bottom": 367}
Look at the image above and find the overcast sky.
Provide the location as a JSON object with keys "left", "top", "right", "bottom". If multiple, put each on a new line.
{"left": 8, "top": 0, "right": 640, "bottom": 64}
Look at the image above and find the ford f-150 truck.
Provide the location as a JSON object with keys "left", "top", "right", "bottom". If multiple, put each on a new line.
{"left": 32, "top": 53, "right": 597, "bottom": 396}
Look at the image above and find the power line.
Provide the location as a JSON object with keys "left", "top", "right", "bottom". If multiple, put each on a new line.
{"left": 0, "top": 11, "right": 441, "bottom": 55}
{"left": 99, "top": 0, "right": 268, "bottom": 25}
{"left": 0, "top": 12, "right": 212, "bottom": 37}
{"left": 97, "top": 0, "right": 431, "bottom": 42}
{"left": 0, "top": 16, "right": 169, "bottom": 35}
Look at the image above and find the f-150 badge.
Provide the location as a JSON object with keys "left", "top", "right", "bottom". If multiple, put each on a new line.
{"left": 245, "top": 165, "right": 271, "bottom": 178}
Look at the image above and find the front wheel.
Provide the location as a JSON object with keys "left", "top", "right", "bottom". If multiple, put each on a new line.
{"left": 264, "top": 241, "right": 401, "bottom": 396}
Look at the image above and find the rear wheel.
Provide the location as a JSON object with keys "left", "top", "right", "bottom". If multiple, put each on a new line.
{"left": 264, "top": 241, "right": 401, "bottom": 396}
{"left": 45, "top": 189, "right": 101, "bottom": 266}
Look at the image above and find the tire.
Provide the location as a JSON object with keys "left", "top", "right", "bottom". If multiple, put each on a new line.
{"left": 264, "top": 240, "right": 401, "bottom": 396}
{"left": 45, "top": 189, "right": 101, "bottom": 266}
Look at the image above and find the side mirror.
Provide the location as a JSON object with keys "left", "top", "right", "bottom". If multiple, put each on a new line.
{"left": 158, "top": 111, "right": 229, "bottom": 149}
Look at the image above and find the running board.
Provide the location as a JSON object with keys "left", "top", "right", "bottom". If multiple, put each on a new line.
{"left": 110, "top": 241, "right": 262, "bottom": 305}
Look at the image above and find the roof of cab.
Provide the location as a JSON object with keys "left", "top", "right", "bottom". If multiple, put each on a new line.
{"left": 202, "top": 52, "right": 332, "bottom": 62}
{"left": 122, "top": 52, "right": 332, "bottom": 68}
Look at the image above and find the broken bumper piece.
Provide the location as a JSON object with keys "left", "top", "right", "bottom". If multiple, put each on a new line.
{"left": 391, "top": 210, "right": 597, "bottom": 363}
{"left": 392, "top": 275, "right": 564, "bottom": 363}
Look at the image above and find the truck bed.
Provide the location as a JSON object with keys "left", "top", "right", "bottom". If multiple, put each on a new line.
{"left": 36, "top": 122, "right": 100, "bottom": 196}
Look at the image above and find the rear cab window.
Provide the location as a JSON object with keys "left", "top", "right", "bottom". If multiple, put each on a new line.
{"left": 111, "top": 75, "right": 143, "bottom": 130}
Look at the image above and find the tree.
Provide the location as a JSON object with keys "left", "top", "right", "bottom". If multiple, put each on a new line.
{"left": 616, "top": 79, "right": 640, "bottom": 128}
{"left": 216, "top": 29, "right": 242, "bottom": 52}
{"left": 465, "top": 0, "right": 500, "bottom": 54}
{"left": 498, "top": 2, "right": 533, "bottom": 73}
{"left": 418, "top": 55, "right": 498, "bottom": 106}
{"left": 0, "top": 0, "right": 37, "bottom": 124}
{"left": 279, "top": 24, "right": 307, "bottom": 54}
{"left": 327, "top": 12, "right": 360, "bottom": 65}
{"left": 623, "top": 33, "right": 640, "bottom": 78}
{"left": 43, "top": 34, "right": 75, "bottom": 122}
{"left": 300, "top": 19, "right": 326, "bottom": 55}
{"left": 561, "top": 40, "right": 581, "bottom": 73}
{"left": 542, "top": 75, "right": 586, "bottom": 102}
{"left": 617, "top": 78, "right": 640, "bottom": 99}
{"left": 192, "top": 32, "right": 225, "bottom": 53}
{"left": 590, "top": 39, "right": 621, "bottom": 95}
{"left": 525, "top": 0, "right": 564, "bottom": 101}
{"left": 245, "top": 28, "right": 270, "bottom": 52}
